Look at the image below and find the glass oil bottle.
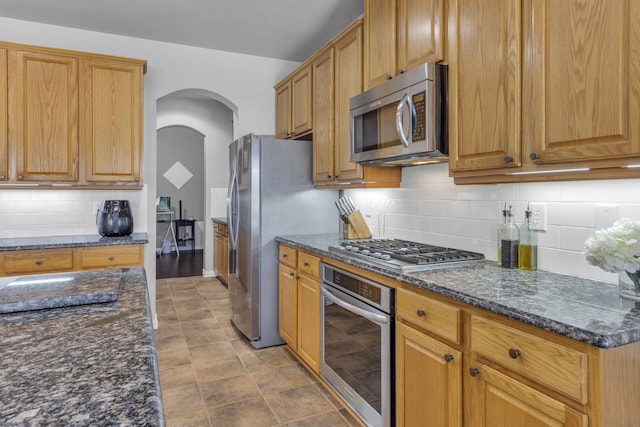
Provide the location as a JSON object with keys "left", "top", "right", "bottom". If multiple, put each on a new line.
{"left": 497, "top": 202, "right": 508, "bottom": 266}
{"left": 518, "top": 203, "right": 538, "bottom": 270}
{"left": 500, "top": 206, "right": 519, "bottom": 268}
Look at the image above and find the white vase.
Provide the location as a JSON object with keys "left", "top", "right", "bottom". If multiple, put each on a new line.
{"left": 619, "top": 270, "right": 640, "bottom": 301}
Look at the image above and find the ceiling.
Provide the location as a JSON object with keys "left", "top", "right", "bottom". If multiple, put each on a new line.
{"left": 0, "top": 0, "right": 364, "bottom": 62}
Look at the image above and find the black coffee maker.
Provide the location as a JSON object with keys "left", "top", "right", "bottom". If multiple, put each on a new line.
{"left": 96, "top": 200, "right": 134, "bottom": 237}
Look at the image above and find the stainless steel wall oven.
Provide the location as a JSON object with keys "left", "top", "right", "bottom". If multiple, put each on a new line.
{"left": 320, "top": 263, "right": 394, "bottom": 427}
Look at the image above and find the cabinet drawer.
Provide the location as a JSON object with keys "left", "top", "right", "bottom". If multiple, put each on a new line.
{"left": 297, "top": 251, "right": 320, "bottom": 278}
{"left": 3, "top": 249, "right": 74, "bottom": 275}
{"left": 397, "top": 287, "right": 461, "bottom": 344}
{"left": 470, "top": 315, "right": 588, "bottom": 403}
{"left": 79, "top": 246, "right": 143, "bottom": 269}
{"left": 279, "top": 245, "right": 297, "bottom": 268}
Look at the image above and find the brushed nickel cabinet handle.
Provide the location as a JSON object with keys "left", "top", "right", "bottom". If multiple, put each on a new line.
{"left": 508, "top": 348, "right": 521, "bottom": 359}
{"left": 416, "top": 309, "right": 426, "bottom": 317}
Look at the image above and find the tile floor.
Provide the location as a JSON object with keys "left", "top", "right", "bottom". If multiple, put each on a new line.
{"left": 154, "top": 276, "right": 361, "bottom": 427}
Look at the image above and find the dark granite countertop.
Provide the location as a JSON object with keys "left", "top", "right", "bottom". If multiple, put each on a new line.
{"left": 0, "top": 233, "right": 148, "bottom": 252}
{"left": 212, "top": 217, "right": 227, "bottom": 225}
{"left": 276, "top": 234, "right": 640, "bottom": 349}
{"left": 0, "top": 268, "right": 164, "bottom": 425}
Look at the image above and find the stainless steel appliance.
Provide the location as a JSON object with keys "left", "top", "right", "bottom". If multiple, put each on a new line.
{"left": 328, "top": 239, "right": 484, "bottom": 273}
{"left": 96, "top": 200, "right": 133, "bottom": 237}
{"left": 227, "top": 134, "right": 338, "bottom": 349}
{"left": 320, "top": 263, "right": 394, "bottom": 427}
{"left": 350, "top": 63, "right": 448, "bottom": 167}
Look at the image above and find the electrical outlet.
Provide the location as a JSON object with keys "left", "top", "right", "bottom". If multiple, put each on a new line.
{"left": 529, "top": 202, "right": 547, "bottom": 232}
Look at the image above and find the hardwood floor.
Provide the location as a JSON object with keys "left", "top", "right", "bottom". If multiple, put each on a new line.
{"left": 154, "top": 276, "right": 359, "bottom": 426}
{"left": 156, "top": 249, "right": 203, "bottom": 279}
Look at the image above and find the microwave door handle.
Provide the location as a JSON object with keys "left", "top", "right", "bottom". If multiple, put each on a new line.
{"left": 396, "top": 93, "right": 416, "bottom": 147}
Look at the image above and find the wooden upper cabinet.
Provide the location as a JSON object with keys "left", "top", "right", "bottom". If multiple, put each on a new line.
{"left": 0, "top": 48, "right": 7, "bottom": 181}
{"left": 364, "top": 0, "right": 397, "bottom": 89}
{"left": 291, "top": 65, "right": 312, "bottom": 136}
{"left": 275, "top": 80, "right": 292, "bottom": 138}
{"left": 9, "top": 49, "right": 79, "bottom": 182}
{"left": 448, "top": 0, "right": 522, "bottom": 173}
{"left": 81, "top": 58, "right": 143, "bottom": 183}
{"left": 312, "top": 48, "right": 335, "bottom": 183}
{"left": 523, "top": 0, "right": 640, "bottom": 165}
{"left": 334, "top": 24, "right": 364, "bottom": 181}
{"left": 364, "top": 0, "right": 444, "bottom": 90}
{"left": 397, "top": 0, "right": 444, "bottom": 74}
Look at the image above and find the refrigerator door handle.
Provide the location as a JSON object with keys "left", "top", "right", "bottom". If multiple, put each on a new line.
{"left": 227, "top": 170, "right": 239, "bottom": 250}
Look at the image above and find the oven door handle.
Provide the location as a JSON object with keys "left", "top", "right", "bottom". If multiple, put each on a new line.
{"left": 321, "top": 286, "right": 389, "bottom": 326}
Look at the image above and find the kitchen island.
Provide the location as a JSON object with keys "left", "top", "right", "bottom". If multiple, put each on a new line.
{"left": 0, "top": 267, "right": 164, "bottom": 426}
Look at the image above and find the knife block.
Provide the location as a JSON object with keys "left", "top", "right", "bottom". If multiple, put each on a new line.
{"left": 343, "top": 210, "right": 372, "bottom": 239}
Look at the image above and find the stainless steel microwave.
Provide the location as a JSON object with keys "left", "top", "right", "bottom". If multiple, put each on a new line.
{"left": 350, "top": 63, "right": 447, "bottom": 166}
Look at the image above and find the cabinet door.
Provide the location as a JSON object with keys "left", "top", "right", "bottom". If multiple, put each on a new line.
{"left": 292, "top": 65, "right": 312, "bottom": 136}
{"left": 0, "top": 48, "right": 6, "bottom": 181}
{"left": 297, "top": 273, "right": 320, "bottom": 373}
{"left": 214, "top": 231, "right": 224, "bottom": 280}
{"left": 334, "top": 24, "right": 365, "bottom": 181}
{"left": 275, "top": 80, "right": 292, "bottom": 138}
{"left": 523, "top": 0, "right": 640, "bottom": 165}
{"left": 312, "top": 48, "right": 335, "bottom": 183}
{"left": 397, "top": 0, "right": 444, "bottom": 72}
{"left": 9, "top": 50, "right": 79, "bottom": 182}
{"left": 465, "top": 362, "right": 587, "bottom": 427}
{"left": 364, "top": 0, "right": 397, "bottom": 89}
{"left": 81, "top": 58, "right": 143, "bottom": 183}
{"left": 396, "top": 322, "right": 462, "bottom": 427}
{"left": 448, "top": 0, "right": 522, "bottom": 172}
{"left": 278, "top": 263, "right": 298, "bottom": 349}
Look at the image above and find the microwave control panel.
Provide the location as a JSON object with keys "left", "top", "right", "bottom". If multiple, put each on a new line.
{"left": 413, "top": 92, "right": 426, "bottom": 141}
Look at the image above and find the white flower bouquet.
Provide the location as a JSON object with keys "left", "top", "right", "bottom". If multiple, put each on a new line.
{"left": 583, "top": 217, "right": 640, "bottom": 274}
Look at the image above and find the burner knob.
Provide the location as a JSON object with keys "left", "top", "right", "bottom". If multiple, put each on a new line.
{"left": 351, "top": 247, "right": 360, "bottom": 252}
{"left": 361, "top": 249, "right": 370, "bottom": 255}
{"left": 381, "top": 254, "right": 391, "bottom": 260}
{"left": 399, "top": 247, "right": 408, "bottom": 252}
{"left": 344, "top": 245, "right": 353, "bottom": 250}
{"left": 372, "top": 252, "right": 383, "bottom": 258}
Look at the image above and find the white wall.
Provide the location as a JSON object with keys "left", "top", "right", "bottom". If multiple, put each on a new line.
{"left": 346, "top": 163, "right": 640, "bottom": 285}
{"left": 0, "top": 17, "right": 300, "bottom": 320}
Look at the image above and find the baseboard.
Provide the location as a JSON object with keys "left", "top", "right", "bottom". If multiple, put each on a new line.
{"left": 202, "top": 268, "right": 217, "bottom": 278}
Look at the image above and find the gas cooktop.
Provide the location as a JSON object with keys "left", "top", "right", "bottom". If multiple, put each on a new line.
{"left": 328, "top": 239, "right": 485, "bottom": 273}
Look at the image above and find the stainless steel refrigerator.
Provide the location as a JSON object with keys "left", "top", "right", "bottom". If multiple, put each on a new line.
{"left": 226, "top": 134, "right": 338, "bottom": 349}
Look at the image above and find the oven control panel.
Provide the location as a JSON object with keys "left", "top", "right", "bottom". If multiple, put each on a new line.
{"left": 321, "top": 263, "right": 393, "bottom": 314}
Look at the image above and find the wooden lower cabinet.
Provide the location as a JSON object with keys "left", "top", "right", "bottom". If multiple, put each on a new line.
{"left": 214, "top": 222, "right": 228, "bottom": 284}
{"left": 0, "top": 245, "right": 144, "bottom": 276}
{"left": 278, "top": 245, "right": 321, "bottom": 373}
{"left": 465, "top": 361, "right": 587, "bottom": 427}
{"left": 396, "top": 322, "right": 462, "bottom": 427}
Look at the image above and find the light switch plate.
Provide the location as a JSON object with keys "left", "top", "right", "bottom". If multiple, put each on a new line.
{"left": 595, "top": 204, "right": 618, "bottom": 229}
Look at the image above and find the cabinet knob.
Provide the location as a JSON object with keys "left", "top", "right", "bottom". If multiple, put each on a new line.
{"left": 35, "top": 260, "right": 42, "bottom": 265}
{"left": 504, "top": 156, "right": 513, "bottom": 164}
{"left": 529, "top": 152, "right": 540, "bottom": 160}
{"left": 398, "top": 69, "right": 405, "bottom": 74}
{"left": 468, "top": 367, "right": 480, "bottom": 377}
{"left": 327, "top": 175, "right": 332, "bottom": 179}
{"left": 334, "top": 175, "right": 338, "bottom": 179}
{"left": 0, "top": 175, "right": 5, "bottom": 180}
{"left": 386, "top": 74, "right": 393, "bottom": 80}
{"left": 444, "top": 354, "right": 454, "bottom": 363}
{"left": 283, "top": 254, "right": 288, "bottom": 258}
{"left": 304, "top": 262, "right": 309, "bottom": 267}
{"left": 416, "top": 309, "right": 426, "bottom": 317}
{"left": 508, "top": 348, "right": 521, "bottom": 359}
{"left": 108, "top": 256, "right": 114, "bottom": 261}
{"left": 17, "top": 175, "right": 23, "bottom": 180}
{"left": 289, "top": 272, "right": 294, "bottom": 278}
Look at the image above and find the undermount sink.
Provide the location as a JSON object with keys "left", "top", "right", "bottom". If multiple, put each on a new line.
{"left": 0, "top": 269, "right": 122, "bottom": 314}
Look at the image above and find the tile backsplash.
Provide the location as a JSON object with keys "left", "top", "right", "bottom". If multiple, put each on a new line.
{"left": 0, "top": 188, "right": 146, "bottom": 239}
{"left": 345, "top": 163, "right": 640, "bottom": 284}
